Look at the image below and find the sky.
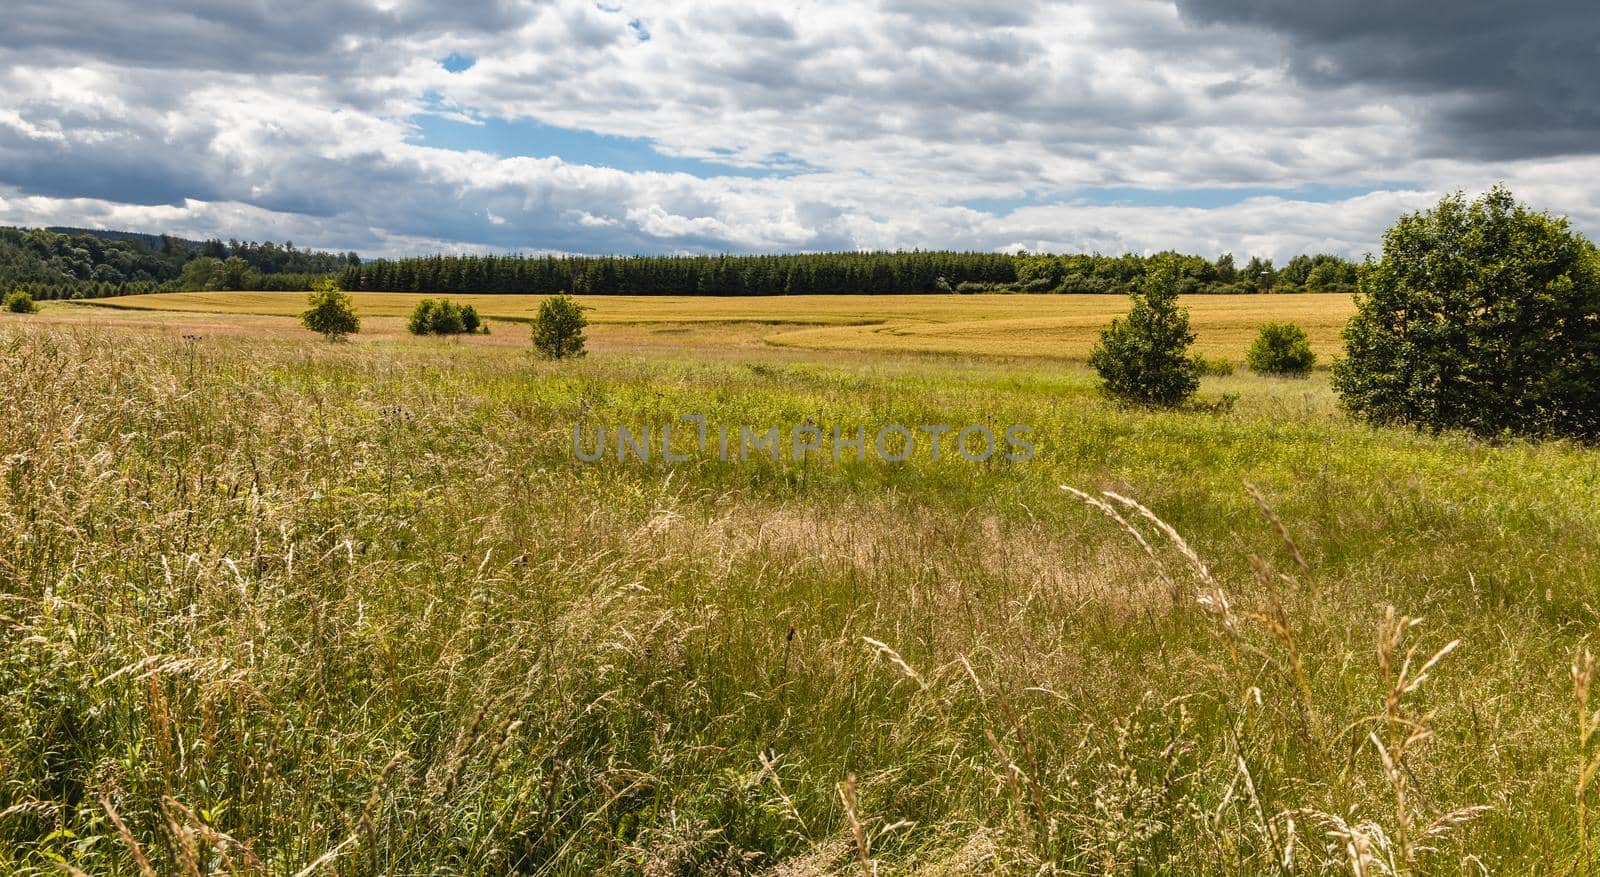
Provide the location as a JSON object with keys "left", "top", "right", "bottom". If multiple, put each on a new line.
{"left": 0, "top": 0, "right": 1596, "bottom": 261}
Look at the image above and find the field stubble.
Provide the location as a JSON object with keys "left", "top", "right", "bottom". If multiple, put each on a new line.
{"left": 1, "top": 321, "right": 1598, "bottom": 874}
{"left": 76, "top": 291, "right": 1358, "bottom": 361}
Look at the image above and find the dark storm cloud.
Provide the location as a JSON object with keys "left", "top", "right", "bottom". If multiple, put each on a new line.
{"left": 0, "top": 0, "right": 546, "bottom": 73}
{"left": 1175, "top": 0, "right": 1600, "bottom": 159}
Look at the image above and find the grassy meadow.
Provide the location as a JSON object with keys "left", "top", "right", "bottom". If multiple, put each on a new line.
{"left": 1, "top": 298, "right": 1598, "bottom": 874}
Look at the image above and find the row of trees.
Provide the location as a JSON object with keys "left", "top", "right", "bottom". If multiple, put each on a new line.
{"left": 1092, "top": 187, "right": 1600, "bottom": 441}
{"left": 0, "top": 226, "right": 357, "bottom": 299}
{"left": 338, "top": 250, "right": 1360, "bottom": 297}
{"left": 2, "top": 223, "right": 1363, "bottom": 299}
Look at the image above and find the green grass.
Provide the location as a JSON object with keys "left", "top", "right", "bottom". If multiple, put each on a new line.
{"left": 2, "top": 324, "right": 1598, "bottom": 874}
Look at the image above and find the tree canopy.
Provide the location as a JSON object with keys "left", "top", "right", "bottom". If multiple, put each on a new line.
{"left": 339, "top": 249, "right": 1361, "bottom": 297}
{"left": 1334, "top": 186, "right": 1600, "bottom": 439}
{"left": 0, "top": 226, "right": 358, "bottom": 300}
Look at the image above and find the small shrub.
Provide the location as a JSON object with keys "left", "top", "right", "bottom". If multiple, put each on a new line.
{"left": 1192, "top": 354, "right": 1235, "bottom": 377}
{"left": 3, "top": 290, "right": 39, "bottom": 314}
{"left": 532, "top": 293, "right": 588, "bottom": 359}
{"left": 300, "top": 278, "right": 359, "bottom": 341}
{"left": 1088, "top": 256, "right": 1200, "bottom": 407}
{"left": 1246, "top": 323, "right": 1316, "bottom": 375}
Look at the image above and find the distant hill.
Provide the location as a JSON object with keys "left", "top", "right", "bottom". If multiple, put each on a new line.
{"left": 45, "top": 227, "right": 208, "bottom": 251}
{"left": 1, "top": 225, "right": 360, "bottom": 299}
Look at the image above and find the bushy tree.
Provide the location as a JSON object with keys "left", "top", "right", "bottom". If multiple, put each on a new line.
{"left": 1088, "top": 256, "right": 1200, "bottom": 406}
{"left": 1247, "top": 322, "right": 1316, "bottom": 375}
{"left": 408, "top": 298, "right": 487, "bottom": 335}
{"left": 1214, "top": 252, "right": 1237, "bottom": 284}
{"left": 4, "top": 289, "right": 39, "bottom": 313}
{"left": 301, "top": 278, "right": 360, "bottom": 341}
{"left": 532, "top": 293, "right": 587, "bottom": 359}
{"left": 219, "top": 256, "right": 253, "bottom": 291}
{"left": 408, "top": 299, "right": 456, "bottom": 334}
{"left": 1304, "top": 257, "right": 1359, "bottom": 292}
{"left": 1333, "top": 186, "right": 1600, "bottom": 439}
{"left": 177, "top": 256, "right": 224, "bottom": 291}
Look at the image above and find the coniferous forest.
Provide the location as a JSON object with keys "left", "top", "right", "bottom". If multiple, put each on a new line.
{"left": 338, "top": 249, "right": 1359, "bottom": 296}
{"left": 2, "top": 222, "right": 1365, "bottom": 299}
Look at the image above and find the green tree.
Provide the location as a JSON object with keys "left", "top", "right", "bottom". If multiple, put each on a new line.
{"left": 1246, "top": 322, "right": 1316, "bottom": 375}
{"left": 407, "top": 298, "right": 441, "bottom": 335}
{"left": 1305, "top": 259, "right": 1357, "bottom": 292}
{"left": 3, "top": 289, "right": 39, "bottom": 313}
{"left": 301, "top": 278, "right": 360, "bottom": 341}
{"left": 1333, "top": 186, "right": 1600, "bottom": 439}
{"left": 1277, "top": 255, "right": 1315, "bottom": 291}
{"left": 1214, "top": 252, "right": 1237, "bottom": 284}
{"left": 532, "top": 293, "right": 587, "bottom": 359}
{"left": 1016, "top": 255, "right": 1064, "bottom": 292}
{"left": 1088, "top": 256, "right": 1200, "bottom": 406}
{"left": 459, "top": 304, "right": 485, "bottom": 334}
{"left": 1242, "top": 256, "right": 1276, "bottom": 292}
{"left": 432, "top": 300, "right": 466, "bottom": 335}
{"left": 177, "top": 256, "right": 224, "bottom": 291}
{"left": 219, "top": 256, "right": 252, "bottom": 291}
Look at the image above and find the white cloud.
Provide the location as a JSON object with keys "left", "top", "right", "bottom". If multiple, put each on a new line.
{"left": 0, "top": 0, "right": 1595, "bottom": 260}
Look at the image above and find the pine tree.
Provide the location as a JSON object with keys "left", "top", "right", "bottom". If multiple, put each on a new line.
{"left": 300, "top": 278, "right": 360, "bottom": 341}
{"left": 1088, "top": 256, "right": 1200, "bottom": 407}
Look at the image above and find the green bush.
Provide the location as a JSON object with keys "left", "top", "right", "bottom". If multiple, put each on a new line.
{"left": 1333, "top": 187, "right": 1600, "bottom": 439}
{"left": 1246, "top": 322, "right": 1316, "bottom": 375}
{"left": 1088, "top": 256, "right": 1200, "bottom": 407}
{"left": 1191, "top": 354, "right": 1235, "bottom": 377}
{"left": 532, "top": 293, "right": 588, "bottom": 359}
{"left": 300, "top": 278, "right": 359, "bottom": 341}
{"left": 408, "top": 298, "right": 488, "bottom": 336}
{"left": 407, "top": 298, "right": 438, "bottom": 335}
{"left": 3, "top": 290, "right": 39, "bottom": 314}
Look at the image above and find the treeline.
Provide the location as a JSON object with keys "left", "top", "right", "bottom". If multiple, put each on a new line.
{"left": 339, "top": 250, "right": 1360, "bottom": 296}
{"left": 3, "top": 223, "right": 1364, "bottom": 299}
{"left": 0, "top": 226, "right": 359, "bottom": 299}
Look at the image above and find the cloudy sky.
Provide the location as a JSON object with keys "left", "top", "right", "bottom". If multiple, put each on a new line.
{"left": 0, "top": 0, "right": 1595, "bottom": 260}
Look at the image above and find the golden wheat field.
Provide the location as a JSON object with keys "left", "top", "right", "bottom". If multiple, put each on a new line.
{"left": 78, "top": 291, "right": 1357, "bottom": 360}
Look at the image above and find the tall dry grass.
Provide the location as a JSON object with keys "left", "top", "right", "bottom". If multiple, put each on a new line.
{"left": 0, "top": 325, "right": 1596, "bottom": 873}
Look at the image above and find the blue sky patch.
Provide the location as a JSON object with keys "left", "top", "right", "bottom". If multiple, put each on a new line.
{"left": 409, "top": 109, "right": 811, "bottom": 179}
{"left": 440, "top": 52, "right": 476, "bottom": 73}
